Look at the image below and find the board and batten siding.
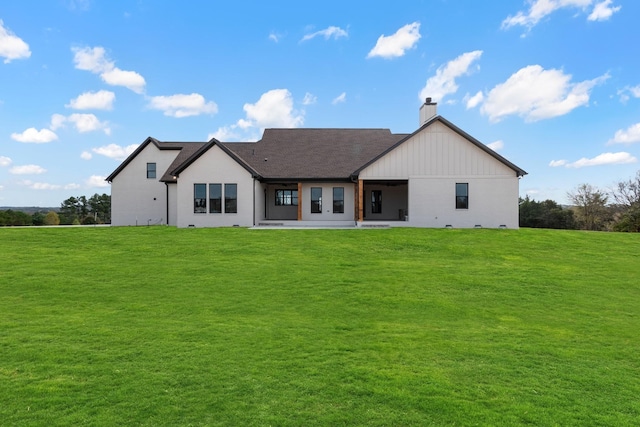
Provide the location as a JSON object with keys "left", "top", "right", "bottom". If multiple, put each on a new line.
{"left": 175, "top": 144, "right": 255, "bottom": 228}
{"left": 359, "top": 121, "right": 521, "bottom": 228}
{"left": 110, "top": 144, "right": 179, "bottom": 226}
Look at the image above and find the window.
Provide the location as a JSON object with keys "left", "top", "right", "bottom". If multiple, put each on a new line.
{"left": 371, "top": 190, "right": 382, "bottom": 214}
{"left": 456, "top": 183, "right": 469, "bottom": 209}
{"left": 311, "top": 187, "right": 322, "bottom": 213}
{"left": 194, "top": 184, "right": 206, "bottom": 213}
{"left": 147, "top": 163, "right": 156, "bottom": 179}
{"left": 333, "top": 187, "right": 344, "bottom": 213}
{"left": 225, "top": 183, "right": 237, "bottom": 213}
{"left": 275, "top": 189, "right": 298, "bottom": 206}
{"left": 209, "top": 184, "right": 222, "bottom": 213}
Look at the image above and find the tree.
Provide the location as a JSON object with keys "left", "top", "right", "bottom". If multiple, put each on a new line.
{"left": 611, "top": 171, "right": 640, "bottom": 232}
{"left": 31, "top": 211, "right": 45, "bottom": 226}
{"left": 567, "top": 184, "right": 610, "bottom": 231}
{"left": 519, "top": 196, "right": 575, "bottom": 229}
{"left": 88, "top": 193, "right": 111, "bottom": 224}
{"left": 44, "top": 211, "right": 60, "bottom": 226}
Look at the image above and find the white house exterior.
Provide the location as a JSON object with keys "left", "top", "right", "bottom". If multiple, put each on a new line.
{"left": 107, "top": 101, "right": 526, "bottom": 228}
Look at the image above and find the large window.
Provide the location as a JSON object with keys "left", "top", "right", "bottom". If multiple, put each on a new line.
{"left": 456, "top": 183, "right": 469, "bottom": 209}
{"left": 147, "top": 162, "right": 156, "bottom": 179}
{"left": 194, "top": 184, "right": 207, "bottom": 213}
{"left": 225, "top": 183, "right": 237, "bottom": 213}
{"left": 311, "top": 187, "right": 322, "bottom": 213}
{"left": 275, "top": 189, "right": 298, "bottom": 206}
{"left": 371, "top": 190, "right": 382, "bottom": 214}
{"left": 209, "top": 184, "right": 222, "bottom": 213}
{"left": 333, "top": 187, "right": 344, "bottom": 213}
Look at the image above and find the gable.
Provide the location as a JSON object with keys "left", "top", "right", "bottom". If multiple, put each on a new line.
{"left": 359, "top": 117, "right": 526, "bottom": 179}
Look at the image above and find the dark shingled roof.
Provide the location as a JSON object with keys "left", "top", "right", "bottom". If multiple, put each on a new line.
{"left": 221, "top": 128, "right": 408, "bottom": 180}
{"left": 108, "top": 117, "right": 527, "bottom": 184}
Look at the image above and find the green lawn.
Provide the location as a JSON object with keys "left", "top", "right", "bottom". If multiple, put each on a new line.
{"left": 1, "top": 227, "right": 639, "bottom": 426}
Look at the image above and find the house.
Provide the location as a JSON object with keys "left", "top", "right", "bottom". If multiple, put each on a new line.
{"left": 106, "top": 100, "right": 527, "bottom": 228}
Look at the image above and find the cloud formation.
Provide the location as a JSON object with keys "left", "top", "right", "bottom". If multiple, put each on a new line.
{"left": 66, "top": 90, "right": 115, "bottom": 110}
{"left": 367, "top": 22, "right": 421, "bottom": 59}
{"left": 419, "top": 50, "right": 483, "bottom": 103}
{"left": 147, "top": 93, "right": 218, "bottom": 118}
{"left": 243, "top": 89, "right": 304, "bottom": 128}
{"left": 0, "top": 20, "right": 31, "bottom": 63}
{"left": 72, "top": 46, "right": 146, "bottom": 93}
{"left": 51, "top": 113, "right": 111, "bottom": 134}
{"left": 550, "top": 151, "right": 637, "bottom": 168}
{"left": 481, "top": 65, "right": 608, "bottom": 122}
{"left": 86, "top": 175, "right": 109, "bottom": 188}
{"left": 487, "top": 140, "right": 504, "bottom": 151}
{"left": 502, "top": 0, "right": 621, "bottom": 30}
{"left": 608, "top": 123, "right": 640, "bottom": 145}
{"left": 11, "top": 128, "right": 58, "bottom": 143}
{"left": 332, "top": 92, "right": 347, "bottom": 105}
{"left": 0, "top": 156, "right": 12, "bottom": 167}
{"left": 10, "top": 164, "right": 47, "bottom": 175}
{"left": 301, "top": 26, "right": 348, "bottom": 42}
{"left": 92, "top": 143, "right": 139, "bottom": 161}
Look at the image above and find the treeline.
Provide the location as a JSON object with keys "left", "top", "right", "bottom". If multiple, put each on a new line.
{"left": 520, "top": 170, "right": 640, "bottom": 232}
{"left": 0, "top": 193, "right": 111, "bottom": 226}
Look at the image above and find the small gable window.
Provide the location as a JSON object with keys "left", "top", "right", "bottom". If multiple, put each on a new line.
{"left": 456, "top": 183, "right": 469, "bottom": 209}
{"left": 147, "top": 163, "right": 156, "bottom": 179}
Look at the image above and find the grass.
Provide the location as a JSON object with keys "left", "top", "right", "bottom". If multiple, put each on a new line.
{"left": 0, "top": 226, "right": 639, "bottom": 426}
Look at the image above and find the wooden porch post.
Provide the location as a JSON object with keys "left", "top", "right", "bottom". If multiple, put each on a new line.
{"left": 297, "top": 182, "right": 303, "bottom": 221}
{"left": 357, "top": 179, "right": 364, "bottom": 222}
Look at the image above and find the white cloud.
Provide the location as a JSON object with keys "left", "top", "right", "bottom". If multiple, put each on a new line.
{"left": 465, "top": 91, "right": 484, "bottom": 109}
{"left": 86, "top": 175, "right": 109, "bottom": 188}
{"left": 268, "top": 32, "right": 281, "bottom": 43}
{"left": 607, "top": 123, "right": 640, "bottom": 145}
{"left": 367, "top": 22, "right": 421, "bottom": 59}
{"left": 80, "top": 151, "right": 92, "bottom": 160}
{"left": 50, "top": 113, "right": 111, "bottom": 134}
{"left": 487, "top": 140, "right": 504, "bottom": 151}
{"left": 553, "top": 152, "right": 637, "bottom": 168}
{"left": 72, "top": 46, "right": 111, "bottom": 73}
{"left": 10, "top": 164, "right": 46, "bottom": 175}
{"left": 11, "top": 128, "right": 59, "bottom": 143}
{"left": 72, "top": 46, "right": 146, "bottom": 93}
{"left": 588, "top": 0, "right": 621, "bottom": 21}
{"left": 0, "top": 156, "right": 11, "bottom": 167}
{"left": 243, "top": 89, "right": 304, "bottom": 128}
{"left": 148, "top": 93, "right": 218, "bottom": 118}
{"left": 332, "top": 92, "right": 347, "bottom": 105}
{"left": 481, "top": 65, "right": 608, "bottom": 122}
{"left": 617, "top": 85, "right": 640, "bottom": 103}
{"left": 66, "top": 90, "right": 115, "bottom": 110}
{"left": 419, "top": 50, "right": 483, "bottom": 103}
{"left": 101, "top": 68, "right": 146, "bottom": 94}
{"left": 549, "top": 159, "right": 568, "bottom": 167}
{"left": 301, "top": 26, "right": 348, "bottom": 42}
{"left": 19, "top": 180, "right": 61, "bottom": 190}
{"left": 0, "top": 20, "right": 31, "bottom": 63}
{"left": 502, "top": 0, "right": 620, "bottom": 30}
{"left": 92, "top": 143, "right": 139, "bottom": 161}
{"left": 64, "top": 183, "right": 81, "bottom": 190}
{"left": 302, "top": 92, "right": 317, "bottom": 105}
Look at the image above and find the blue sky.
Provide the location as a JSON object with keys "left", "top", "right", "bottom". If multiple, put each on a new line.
{"left": 1, "top": 0, "right": 638, "bottom": 207}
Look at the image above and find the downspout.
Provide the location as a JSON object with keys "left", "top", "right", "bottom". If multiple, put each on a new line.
{"left": 253, "top": 179, "right": 256, "bottom": 227}
{"left": 165, "top": 182, "right": 169, "bottom": 226}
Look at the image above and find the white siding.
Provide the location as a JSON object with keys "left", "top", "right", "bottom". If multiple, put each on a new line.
{"left": 110, "top": 144, "right": 178, "bottom": 226}
{"left": 360, "top": 121, "right": 520, "bottom": 228}
{"left": 300, "top": 183, "right": 354, "bottom": 222}
{"left": 175, "top": 145, "right": 255, "bottom": 228}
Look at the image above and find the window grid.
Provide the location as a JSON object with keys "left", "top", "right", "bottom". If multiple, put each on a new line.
{"left": 456, "top": 183, "right": 469, "bottom": 209}
{"left": 147, "top": 163, "right": 156, "bottom": 179}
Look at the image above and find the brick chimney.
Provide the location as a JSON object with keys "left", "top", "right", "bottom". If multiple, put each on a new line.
{"left": 419, "top": 97, "right": 437, "bottom": 126}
